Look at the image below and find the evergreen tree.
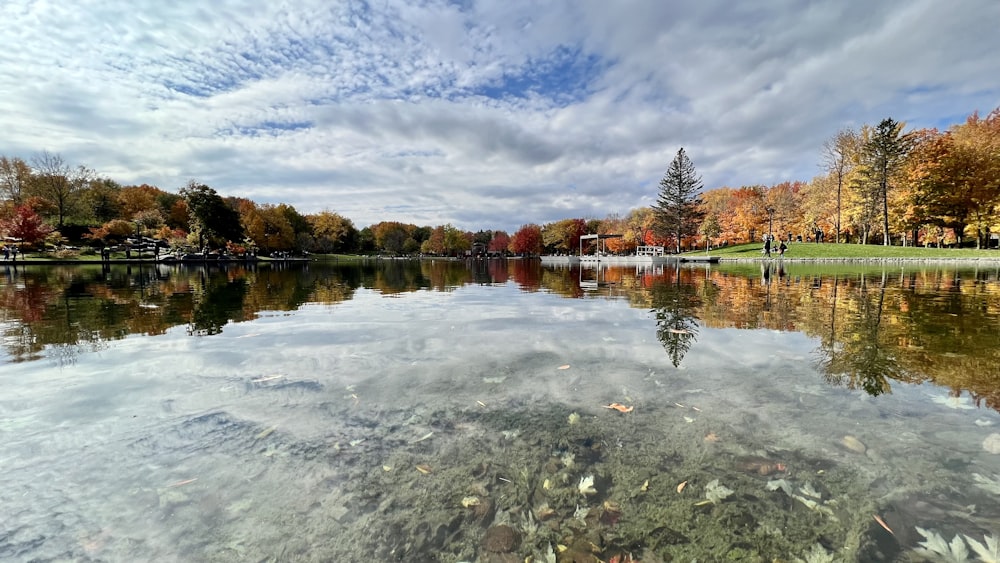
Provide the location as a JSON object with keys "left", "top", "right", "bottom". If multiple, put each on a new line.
{"left": 862, "top": 118, "right": 911, "bottom": 245}
{"left": 653, "top": 148, "right": 705, "bottom": 253}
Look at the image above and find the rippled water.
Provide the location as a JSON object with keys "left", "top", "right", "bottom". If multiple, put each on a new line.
{"left": 2, "top": 260, "right": 999, "bottom": 562}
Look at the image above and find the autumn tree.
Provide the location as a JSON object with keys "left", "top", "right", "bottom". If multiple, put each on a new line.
{"left": 27, "top": 151, "right": 93, "bottom": 228}
{"left": 371, "top": 221, "right": 415, "bottom": 254}
{"left": 948, "top": 109, "right": 1000, "bottom": 247}
{"left": 81, "top": 178, "right": 123, "bottom": 223}
{"left": 85, "top": 219, "right": 136, "bottom": 244}
{"left": 698, "top": 187, "right": 739, "bottom": 243}
{"left": 821, "top": 128, "right": 860, "bottom": 243}
{"left": 420, "top": 226, "right": 446, "bottom": 255}
{"left": 0, "top": 205, "right": 53, "bottom": 249}
{"left": 164, "top": 199, "right": 190, "bottom": 230}
{"left": 238, "top": 200, "right": 295, "bottom": 252}
{"left": 118, "top": 185, "right": 162, "bottom": 220}
{"left": 307, "top": 211, "right": 358, "bottom": 253}
{"left": 0, "top": 156, "right": 32, "bottom": 205}
{"left": 443, "top": 225, "right": 471, "bottom": 255}
{"left": 625, "top": 207, "right": 658, "bottom": 247}
{"left": 509, "top": 224, "right": 542, "bottom": 255}
{"left": 800, "top": 174, "right": 839, "bottom": 242}
{"left": 542, "top": 218, "right": 588, "bottom": 254}
{"left": 698, "top": 214, "right": 721, "bottom": 250}
{"left": 766, "top": 181, "right": 805, "bottom": 240}
{"left": 906, "top": 110, "right": 1000, "bottom": 248}
{"left": 488, "top": 231, "right": 510, "bottom": 255}
{"left": 599, "top": 213, "right": 633, "bottom": 254}
{"left": 729, "top": 185, "right": 767, "bottom": 243}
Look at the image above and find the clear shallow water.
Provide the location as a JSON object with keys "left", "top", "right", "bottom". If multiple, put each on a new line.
{"left": 2, "top": 260, "right": 1000, "bottom": 562}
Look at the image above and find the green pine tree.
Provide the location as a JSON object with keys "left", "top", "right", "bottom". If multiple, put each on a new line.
{"left": 653, "top": 148, "right": 705, "bottom": 253}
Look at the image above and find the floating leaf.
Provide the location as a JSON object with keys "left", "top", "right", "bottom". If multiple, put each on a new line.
{"left": 557, "top": 365, "right": 571, "bottom": 370}
{"left": 415, "top": 464, "right": 432, "bottom": 474}
{"left": 676, "top": 480, "right": 687, "bottom": 493}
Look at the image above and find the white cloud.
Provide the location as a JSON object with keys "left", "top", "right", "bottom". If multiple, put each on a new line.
{"left": 2, "top": 0, "right": 999, "bottom": 232}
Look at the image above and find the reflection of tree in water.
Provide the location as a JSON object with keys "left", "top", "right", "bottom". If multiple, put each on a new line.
{"left": 650, "top": 265, "right": 702, "bottom": 367}
{"left": 814, "top": 271, "right": 906, "bottom": 396}
{"left": 187, "top": 276, "right": 249, "bottom": 336}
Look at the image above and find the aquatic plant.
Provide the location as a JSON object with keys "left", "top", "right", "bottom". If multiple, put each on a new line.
{"left": 540, "top": 543, "right": 557, "bottom": 563}
{"left": 915, "top": 527, "right": 970, "bottom": 562}
{"left": 794, "top": 543, "right": 837, "bottom": 563}
{"left": 519, "top": 509, "right": 539, "bottom": 540}
{"left": 703, "top": 479, "right": 734, "bottom": 505}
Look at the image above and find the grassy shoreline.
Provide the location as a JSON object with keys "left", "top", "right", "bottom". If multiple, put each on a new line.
{"left": 683, "top": 242, "right": 1000, "bottom": 261}
{"left": 5, "top": 245, "right": 1000, "bottom": 265}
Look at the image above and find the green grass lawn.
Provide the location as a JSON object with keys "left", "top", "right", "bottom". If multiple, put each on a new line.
{"left": 685, "top": 242, "right": 1000, "bottom": 259}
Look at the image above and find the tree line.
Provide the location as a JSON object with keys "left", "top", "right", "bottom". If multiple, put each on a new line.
{"left": 2, "top": 106, "right": 997, "bottom": 256}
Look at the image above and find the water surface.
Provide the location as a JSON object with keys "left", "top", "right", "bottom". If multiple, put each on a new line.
{"left": 2, "top": 260, "right": 999, "bottom": 561}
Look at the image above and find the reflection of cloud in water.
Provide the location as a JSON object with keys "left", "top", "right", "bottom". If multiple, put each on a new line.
{"left": 3, "top": 281, "right": 1000, "bottom": 560}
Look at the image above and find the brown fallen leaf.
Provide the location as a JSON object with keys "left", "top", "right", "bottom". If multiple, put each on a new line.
{"left": 557, "top": 365, "right": 571, "bottom": 370}
{"left": 704, "top": 432, "right": 719, "bottom": 443}
{"left": 676, "top": 480, "right": 687, "bottom": 493}
{"left": 602, "top": 403, "right": 634, "bottom": 413}
{"left": 873, "top": 514, "right": 894, "bottom": 535}
{"left": 415, "top": 464, "right": 433, "bottom": 474}
{"left": 168, "top": 477, "right": 198, "bottom": 488}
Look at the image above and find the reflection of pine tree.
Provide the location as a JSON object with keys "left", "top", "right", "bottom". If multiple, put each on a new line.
{"left": 650, "top": 266, "right": 702, "bottom": 367}
{"left": 815, "top": 272, "right": 905, "bottom": 396}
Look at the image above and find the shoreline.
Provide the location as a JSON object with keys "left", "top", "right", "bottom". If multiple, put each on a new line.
{"left": 1, "top": 258, "right": 311, "bottom": 266}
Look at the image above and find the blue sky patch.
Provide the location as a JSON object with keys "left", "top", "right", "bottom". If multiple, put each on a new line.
{"left": 472, "top": 46, "right": 605, "bottom": 105}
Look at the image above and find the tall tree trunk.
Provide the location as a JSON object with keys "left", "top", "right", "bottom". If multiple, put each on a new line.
{"left": 836, "top": 180, "right": 842, "bottom": 244}
{"left": 881, "top": 175, "right": 890, "bottom": 246}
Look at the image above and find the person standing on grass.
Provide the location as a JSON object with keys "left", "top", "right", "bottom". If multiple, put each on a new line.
{"left": 763, "top": 235, "right": 772, "bottom": 257}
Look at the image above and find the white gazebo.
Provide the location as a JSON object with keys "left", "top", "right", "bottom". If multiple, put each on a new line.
{"left": 579, "top": 233, "right": 623, "bottom": 259}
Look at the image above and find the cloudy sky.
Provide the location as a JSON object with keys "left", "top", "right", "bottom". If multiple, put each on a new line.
{"left": 2, "top": 1, "right": 998, "bottom": 232}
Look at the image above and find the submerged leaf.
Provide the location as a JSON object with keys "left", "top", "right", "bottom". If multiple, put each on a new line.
{"left": 915, "top": 527, "right": 970, "bottom": 563}
{"left": 965, "top": 533, "right": 1000, "bottom": 563}
{"left": 972, "top": 473, "right": 1000, "bottom": 495}
{"left": 703, "top": 479, "right": 733, "bottom": 505}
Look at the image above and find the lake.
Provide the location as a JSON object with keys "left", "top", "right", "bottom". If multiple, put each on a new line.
{"left": 2, "top": 259, "right": 999, "bottom": 562}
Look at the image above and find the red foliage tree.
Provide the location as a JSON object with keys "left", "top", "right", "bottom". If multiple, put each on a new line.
{"left": 508, "top": 224, "right": 542, "bottom": 255}
{"left": 488, "top": 231, "right": 510, "bottom": 254}
{"left": 1, "top": 205, "right": 53, "bottom": 249}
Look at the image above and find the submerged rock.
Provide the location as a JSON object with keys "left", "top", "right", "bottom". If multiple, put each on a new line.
{"left": 984, "top": 433, "right": 1000, "bottom": 454}
{"left": 482, "top": 524, "right": 520, "bottom": 553}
